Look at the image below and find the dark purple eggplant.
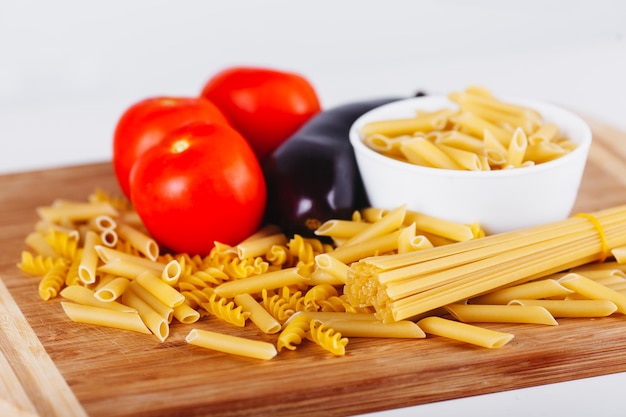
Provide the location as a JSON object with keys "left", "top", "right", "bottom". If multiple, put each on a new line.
{"left": 261, "top": 97, "right": 404, "bottom": 237}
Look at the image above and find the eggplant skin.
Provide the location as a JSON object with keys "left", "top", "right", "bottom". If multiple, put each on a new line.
{"left": 261, "top": 97, "right": 403, "bottom": 237}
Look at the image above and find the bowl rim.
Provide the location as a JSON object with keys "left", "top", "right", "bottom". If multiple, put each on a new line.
{"left": 349, "top": 95, "right": 593, "bottom": 179}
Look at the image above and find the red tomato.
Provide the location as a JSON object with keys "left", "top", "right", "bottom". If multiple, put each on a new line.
{"left": 112, "top": 96, "right": 230, "bottom": 198}
{"left": 200, "top": 66, "right": 321, "bottom": 161}
{"left": 129, "top": 121, "right": 266, "bottom": 255}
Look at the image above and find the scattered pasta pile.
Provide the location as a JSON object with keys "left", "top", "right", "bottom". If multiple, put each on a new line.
{"left": 360, "top": 86, "right": 578, "bottom": 170}
{"left": 17, "top": 189, "right": 626, "bottom": 358}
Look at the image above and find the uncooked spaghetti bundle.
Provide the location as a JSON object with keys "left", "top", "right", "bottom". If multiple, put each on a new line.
{"left": 344, "top": 205, "right": 626, "bottom": 322}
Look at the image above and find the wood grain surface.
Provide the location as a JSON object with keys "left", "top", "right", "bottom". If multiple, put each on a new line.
{"left": 1, "top": 119, "right": 626, "bottom": 417}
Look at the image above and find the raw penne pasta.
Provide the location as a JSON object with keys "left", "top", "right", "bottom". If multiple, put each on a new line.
{"left": 325, "top": 230, "right": 402, "bottom": 264}
{"left": 135, "top": 271, "right": 185, "bottom": 308}
{"left": 233, "top": 293, "right": 281, "bottom": 334}
{"left": 37, "top": 201, "right": 118, "bottom": 223}
{"left": 25, "top": 232, "right": 57, "bottom": 258}
{"left": 59, "top": 285, "right": 137, "bottom": 313}
{"left": 506, "top": 127, "right": 528, "bottom": 168}
{"left": 95, "top": 246, "right": 166, "bottom": 273}
{"left": 314, "top": 219, "right": 370, "bottom": 239}
{"left": 343, "top": 205, "right": 406, "bottom": 246}
{"left": 399, "top": 137, "right": 462, "bottom": 169}
{"left": 612, "top": 246, "right": 626, "bottom": 263}
{"left": 78, "top": 231, "right": 101, "bottom": 284}
{"left": 528, "top": 122, "right": 559, "bottom": 144}
{"left": 558, "top": 273, "right": 626, "bottom": 314}
{"left": 115, "top": 222, "right": 159, "bottom": 261}
{"left": 436, "top": 144, "right": 483, "bottom": 171}
{"left": 186, "top": 328, "right": 277, "bottom": 360}
{"left": 127, "top": 280, "right": 174, "bottom": 323}
{"left": 236, "top": 233, "right": 287, "bottom": 260}
{"left": 88, "top": 215, "right": 117, "bottom": 232}
{"left": 94, "top": 277, "right": 130, "bottom": 302}
{"left": 172, "top": 302, "right": 201, "bottom": 324}
{"left": 508, "top": 299, "right": 617, "bottom": 317}
{"left": 213, "top": 267, "right": 308, "bottom": 298}
{"left": 404, "top": 210, "right": 475, "bottom": 242}
{"left": 314, "top": 254, "right": 350, "bottom": 284}
{"left": 121, "top": 288, "right": 169, "bottom": 342}
{"left": 35, "top": 220, "right": 80, "bottom": 241}
{"left": 61, "top": 302, "right": 150, "bottom": 335}
{"left": 444, "top": 304, "right": 557, "bottom": 325}
{"left": 435, "top": 130, "right": 485, "bottom": 154}
{"left": 417, "top": 316, "right": 514, "bottom": 348}
{"left": 470, "top": 279, "right": 574, "bottom": 305}
{"left": 322, "top": 319, "right": 426, "bottom": 338}
{"left": 360, "top": 111, "right": 448, "bottom": 137}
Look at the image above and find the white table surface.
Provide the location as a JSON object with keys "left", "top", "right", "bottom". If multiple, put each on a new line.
{"left": 2, "top": 1, "right": 626, "bottom": 416}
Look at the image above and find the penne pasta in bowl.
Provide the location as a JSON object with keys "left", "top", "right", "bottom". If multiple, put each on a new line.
{"left": 349, "top": 88, "right": 592, "bottom": 234}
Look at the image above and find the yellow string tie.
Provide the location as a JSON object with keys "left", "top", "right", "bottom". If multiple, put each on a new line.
{"left": 574, "top": 213, "right": 610, "bottom": 262}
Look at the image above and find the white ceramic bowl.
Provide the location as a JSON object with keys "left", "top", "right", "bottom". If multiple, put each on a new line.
{"left": 349, "top": 95, "right": 592, "bottom": 234}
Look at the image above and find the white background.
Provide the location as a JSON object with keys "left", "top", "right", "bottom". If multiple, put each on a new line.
{"left": 1, "top": 1, "right": 626, "bottom": 416}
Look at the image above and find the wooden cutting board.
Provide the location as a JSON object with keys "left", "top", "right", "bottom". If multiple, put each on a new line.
{"left": 1, "top": 117, "right": 626, "bottom": 417}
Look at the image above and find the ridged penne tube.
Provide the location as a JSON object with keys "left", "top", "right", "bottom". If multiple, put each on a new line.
{"left": 322, "top": 319, "right": 425, "bottom": 338}
{"left": 314, "top": 219, "right": 369, "bottom": 239}
{"left": 121, "top": 288, "right": 169, "bottom": 342}
{"left": 172, "top": 302, "right": 200, "bottom": 324}
{"left": 314, "top": 254, "right": 350, "bottom": 284}
{"left": 360, "top": 207, "right": 389, "bottom": 222}
{"left": 186, "top": 328, "right": 277, "bottom": 360}
{"left": 94, "top": 277, "right": 130, "bottom": 302}
{"left": 97, "top": 258, "right": 156, "bottom": 279}
{"left": 343, "top": 205, "right": 406, "bottom": 247}
{"left": 116, "top": 222, "right": 159, "bottom": 261}
{"left": 61, "top": 302, "right": 150, "bottom": 335}
{"left": 37, "top": 201, "right": 118, "bottom": 223}
{"left": 325, "top": 230, "right": 402, "bottom": 264}
{"left": 306, "top": 269, "right": 345, "bottom": 286}
{"left": 78, "top": 231, "right": 101, "bottom": 284}
{"left": 135, "top": 271, "right": 185, "bottom": 308}
{"left": 360, "top": 112, "right": 448, "bottom": 138}
{"left": 234, "top": 293, "right": 281, "bottom": 334}
{"left": 286, "top": 311, "right": 379, "bottom": 324}
{"left": 213, "top": 267, "right": 308, "bottom": 298}
{"left": 400, "top": 137, "right": 462, "bottom": 169}
{"left": 99, "top": 228, "right": 118, "bottom": 247}
{"left": 470, "top": 279, "right": 574, "bottom": 305}
{"left": 558, "top": 273, "right": 626, "bottom": 314}
{"left": 59, "top": 285, "right": 137, "bottom": 313}
{"left": 127, "top": 280, "right": 174, "bottom": 323}
{"left": 451, "top": 91, "right": 541, "bottom": 122}
{"left": 404, "top": 210, "right": 474, "bottom": 242}
{"left": 508, "top": 299, "right": 618, "bottom": 318}
{"left": 444, "top": 304, "right": 557, "bottom": 326}
{"left": 236, "top": 233, "right": 287, "bottom": 260}
{"left": 161, "top": 260, "right": 182, "bottom": 284}
{"left": 417, "top": 316, "right": 514, "bottom": 348}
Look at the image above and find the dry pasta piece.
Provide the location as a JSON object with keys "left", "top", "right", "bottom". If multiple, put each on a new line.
{"left": 116, "top": 222, "right": 159, "bottom": 261}
{"left": 314, "top": 219, "right": 370, "bottom": 240}
{"left": 261, "top": 289, "right": 295, "bottom": 322}
{"left": 25, "top": 232, "right": 57, "bottom": 258}
{"left": 60, "top": 285, "right": 137, "bottom": 313}
{"left": 322, "top": 319, "right": 425, "bottom": 338}
{"left": 38, "top": 263, "right": 68, "bottom": 301}
{"left": 17, "top": 251, "right": 65, "bottom": 276}
{"left": 558, "top": 273, "right": 626, "bottom": 314}
{"left": 306, "top": 319, "right": 348, "bottom": 356}
{"left": 470, "top": 279, "right": 574, "bottom": 305}
{"left": 201, "top": 293, "right": 250, "bottom": 327}
{"left": 508, "top": 299, "right": 617, "bottom": 318}
{"left": 37, "top": 201, "right": 118, "bottom": 223}
{"left": 313, "top": 254, "right": 350, "bottom": 284}
{"left": 136, "top": 271, "right": 185, "bottom": 308}
{"left": 78, "top": 231, "right": 101, "bottom": 284}
{"left": 417, "top": 316, "right": 514, "bottom": 348}
{"left": 277, "top": 313, "right": 311, "bottom": 352}
{"left": 612, "top": 246, "right": 626, "bottom": 264}
{"left": 234, "top": 293, "right": 281, "bottom": 334}
{"left": 127, "top": 281, "right": 174, "bottom": 323}
{"left": 343, "top": 205, "right": 407, "bottom": 247}
{"left": 61, "top": 302, "right": 150, "bottom": 335}
{"left": 213, "top": 267, "right": 308, "bottom": 298}
{"left": 304, "top": 284, "right": 339, "bottom": 311}
{"left": 94, "top": 277, "right": 130, "bottom": 302}
{"left": 505, "top": 127, "right": 528, "bottom": 168}
{"left": 121, "top": 288, "right": 169, "bottom": 342}
{"left": 236, "top": 233, "right": 287, "bottom": 259}
{"left": 186, "top": 328, "right": 277, "bottom": 360}
{"left": 444, "top": 304, "right": 557, "bottom": 326}
{"left": 172, "top": 303, "right": 201, "bottom": 324}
